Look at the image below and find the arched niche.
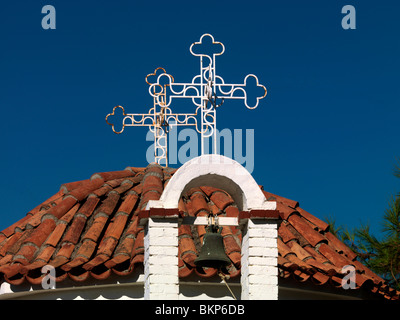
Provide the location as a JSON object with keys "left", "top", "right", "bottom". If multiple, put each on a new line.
{"left": 148, "top": 155, "right": 275, "bottom": 211}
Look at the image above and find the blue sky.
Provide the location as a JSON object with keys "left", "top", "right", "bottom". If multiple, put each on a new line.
{"left": 0, "top": 1, "right": 399, "bottom": 237}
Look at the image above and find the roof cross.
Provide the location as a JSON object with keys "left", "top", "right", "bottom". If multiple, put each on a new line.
{"left": 106, "top": 68, "right": 200, "bottom": 166}
{"left": 106, "top": 34, "right": 267, "bottom": 166}
{"left": 148, "top": 33, "right": 267, "bottom": 155}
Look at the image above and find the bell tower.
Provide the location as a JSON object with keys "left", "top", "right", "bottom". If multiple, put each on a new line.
{"left": 140, "top": 155, "right": 279, "bottom": 300}
{"left": 109, "top": 33, "right": 276, "bottom": 300}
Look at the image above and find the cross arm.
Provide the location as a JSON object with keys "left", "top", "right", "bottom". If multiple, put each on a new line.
{"left": 106, "top": 105, "right": 159, "bottom": 134}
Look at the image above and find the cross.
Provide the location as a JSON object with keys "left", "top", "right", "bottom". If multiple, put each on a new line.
{"left": 147, "top": 33, "right": 267, "bottom": 155}
{"left": 106, "top": 67, "right": 200, "bottom": 166}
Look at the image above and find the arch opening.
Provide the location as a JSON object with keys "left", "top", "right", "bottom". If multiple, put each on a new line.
{"left": 147, "top": 155, "right": 275, "bottom": 212}
{"left": 181, "top": 174, "right": 244, "bottom": 211}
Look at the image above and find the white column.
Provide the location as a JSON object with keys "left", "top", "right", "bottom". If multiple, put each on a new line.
{"left": 241, "top": 219, "right": 278, "bottom": 300}
{"left": 144, "top": 218, "right": 179, "bottom": 300}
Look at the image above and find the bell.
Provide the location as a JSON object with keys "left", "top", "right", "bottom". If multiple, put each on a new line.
{"left": 194, "top": 225, "right": 231, "bottom": 269}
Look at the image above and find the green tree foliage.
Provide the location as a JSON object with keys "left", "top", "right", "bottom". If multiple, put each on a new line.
{"left": 325, "top": 160, "right": 400, "bottom": 291}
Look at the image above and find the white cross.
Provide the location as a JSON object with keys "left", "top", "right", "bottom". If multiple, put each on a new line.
{"left": 147, "top": 34, "right": 268, "bottom": 155}
{"left": 106, "top": 68, "right": 200, "bottom": 166}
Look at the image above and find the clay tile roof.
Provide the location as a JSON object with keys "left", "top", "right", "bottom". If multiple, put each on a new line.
{"left": 0, "top": 163, "right": 398, "bottom": 300}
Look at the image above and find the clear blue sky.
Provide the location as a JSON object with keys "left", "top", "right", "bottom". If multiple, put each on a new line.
{"left": 0, "top": 1, "right": 399, "bottom": 237}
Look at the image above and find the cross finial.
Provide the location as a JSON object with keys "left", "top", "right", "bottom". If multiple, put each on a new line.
{"left": 106, "top": 68, "right": 199, "bottom": 166}
{"left": 147, "top": 33, "right": 267, "bottom": 154}
{"left": 106, "top": 34, "right": 267, "bottom": 165}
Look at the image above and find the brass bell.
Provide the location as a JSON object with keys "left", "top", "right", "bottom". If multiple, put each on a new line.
{"left": 194, "top": 224, "right": 231, "bottom": 269}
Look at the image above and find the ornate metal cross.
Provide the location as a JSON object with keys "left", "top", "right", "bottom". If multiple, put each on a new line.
{"left": 106, "top": 68, "right": 199, "bottom": 166}
{"left": 147, "top": 33, "right": 267, "bottom": 155}
{"left": 106, "top": 34, "right": 267, "bottom": 166}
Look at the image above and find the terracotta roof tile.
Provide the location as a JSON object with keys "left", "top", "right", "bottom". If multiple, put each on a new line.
{"left": 317, "top": 243, "right": 352, "bottom": 268}
{"left": 277, "top": 238, "right": 295, "bottom": 259}
{"left": 132, "top": 230, "right": 144, "bottom": 256}
{"left": 262, "top": 191, "right": 299, "bottom": 209}
{"left": 30, "top": 190, "right": 65, "bottom": 215}
{"left": 285, "top": 254, "right": 312, "bottom": 271}
{"left": 99, "top": 235, "right": 119, "bottom": 257}
{"left": 28, "top": 218, "right": 56, "bottom": 248}
{"left": 142, "top": 175, "right": 163, "bottom": 195}
{"left": 0, "top": 255, "right": 13, "bottom": 267}
{"left": 0, "top": 232, "right": 24, "bottom": 257}
{"left": 62, "top": 216, "right": 86, "bottom": 245}
{"left": 288, "top": 214, "right": 326, "bottom": 247}
{"left": 276, "top": 202, "right": 296, "bottom": 220}
{"left": 14, "top": 244, "right": 37, "bottom": 265}
{"left": 57, "top": 242, "right": 75, "bottom": 260}
{"left": 210, "top": 191, "right": 234, "bottom": 211}
{"left": 310, "top": 271, "right": 330, "bottom": 285}
{"left": 59, "top": 203, "right": 81, "bottom": 224}
{"left": 286, "top": 240, "right": 313, "bottom": 261}
{"left": 295, "top": 207, "right": 329, "bottom": 232}
{"left": 324, "top": 231, "right": 358, "bottom": 261}
{"left": 199, "top": 186, "right": 220, "bottom": 197}
{"left": 179, "top": 237, "right": 197, "bottom": 267}
{"left": 225, "top": 205, "right": 239, "bottom": 217}
{"left": 68, "top": 179, "right": 104, "bottom": 202}
{"left": 223, "top": 233, "right": 241, "bottom": 256}
{"left": 93, "top": 170, "right": 134, "bottom": 182}
{"left": 187, "top": 192, "right": 209, "bottom": 216}
{"left": 0, "top": 163, "right": 398, "bottom": 300}
{"left": 47, "top": 196, "right": 78, "bottom": 220}
{"left": 278, "top": 221, "right": 297, "bottom": 243}
{"left": 45, "top": 223, "right": 67, "bottom": 248}
{"left": 0, "top": 215, "right": 31, "bottom": 238}
{"left": 83, "top": 216, "right": 108, "bottom": 243}
{"left": 306, "top": 259, "right": 338, "bottom": 276}
{"left": 93, "top": 192, "right": 120, "bottom": 218}
{"left": 118, "top": 193, "right": 139, "bottom": 215}
{"left": 139, "top": 191, "right": 160, "bottom": 210}
{"left": 60, "top": 180, "right": 90, "bottom": 194}
{"left": 35, "top": 245, "right": 56, "bottom": 263}
{"left": 302, "top": 246, "right": 331, "bottom": 265}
